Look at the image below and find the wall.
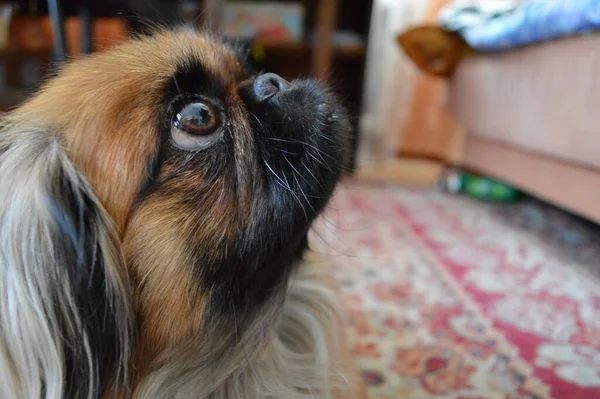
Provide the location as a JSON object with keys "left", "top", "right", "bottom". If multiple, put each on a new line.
{"left": 358, "top": 0, "right": 429, "bottom": 166}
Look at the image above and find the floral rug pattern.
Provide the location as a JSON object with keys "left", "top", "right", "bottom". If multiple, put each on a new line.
{"left": 310, "top": 182, "right": 600, "bottom": 399}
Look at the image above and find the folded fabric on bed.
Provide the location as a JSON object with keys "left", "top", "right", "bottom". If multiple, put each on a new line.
{"left": 439, "top": 0, "right": 518, "bottom": 33}
{"left": 440, "top": 0, "right": 600, "bottom": 51}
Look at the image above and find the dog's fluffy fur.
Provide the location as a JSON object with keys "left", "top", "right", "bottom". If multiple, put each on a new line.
{"left": 0, "top": 29, "right": 350, "bottom": 398}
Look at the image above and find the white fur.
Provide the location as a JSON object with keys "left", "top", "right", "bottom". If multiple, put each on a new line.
{"left": 0, "top": 128, "right": 132, "bottom": 399}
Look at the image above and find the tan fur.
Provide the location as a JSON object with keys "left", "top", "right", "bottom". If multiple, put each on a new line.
{"left": 124, "top": 178, "right": 235, "bottom": 370}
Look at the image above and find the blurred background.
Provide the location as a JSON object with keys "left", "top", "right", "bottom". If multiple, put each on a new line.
{"left": 0, "top": 0, "right": 372, "bottom": 168}
{"left": 1, "top": 1, "right": 599, "bottom": 398}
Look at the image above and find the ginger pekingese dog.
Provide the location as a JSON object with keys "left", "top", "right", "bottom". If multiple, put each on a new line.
{"left": 0, "top": 29, "right": 352, "bottom": 398}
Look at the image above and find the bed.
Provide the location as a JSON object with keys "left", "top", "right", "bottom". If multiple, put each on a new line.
{"left": 399, "top": 0, "right": 600, "bottom": 223}
{"left": 448, "top": 0, "right": 600, "bottom": 223}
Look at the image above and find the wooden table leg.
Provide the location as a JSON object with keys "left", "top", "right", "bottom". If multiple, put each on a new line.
{"left": 311, "top": 0, "right": 338, "bottom": 81}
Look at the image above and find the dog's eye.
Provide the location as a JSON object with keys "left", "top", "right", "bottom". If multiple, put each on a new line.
{"left": 171, "top": 102, "right": 221, "bottom": 150}
{"left": 174, "top": 103, "right": 218, "bottom": 135}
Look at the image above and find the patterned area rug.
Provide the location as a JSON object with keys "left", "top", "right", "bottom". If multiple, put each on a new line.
{"left": 310, "top": 182, "right": 600, "bottom": 399}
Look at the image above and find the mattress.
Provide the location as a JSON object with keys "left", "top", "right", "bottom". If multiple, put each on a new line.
{"left": 449, "top": 34, "right": 600, "bottom": 171}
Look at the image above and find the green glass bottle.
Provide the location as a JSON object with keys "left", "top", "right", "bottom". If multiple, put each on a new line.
{"left": 440, "top": 169, "right": 521, "bottom": 202}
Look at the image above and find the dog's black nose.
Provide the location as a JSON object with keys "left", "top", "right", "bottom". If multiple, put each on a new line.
{"left": 252, "top": 73, "right": 290, "bottom": 102}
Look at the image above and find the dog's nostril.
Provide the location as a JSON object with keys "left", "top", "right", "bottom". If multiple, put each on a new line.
{"left": 252, "top": 73, "right": 290, "bottom": 102}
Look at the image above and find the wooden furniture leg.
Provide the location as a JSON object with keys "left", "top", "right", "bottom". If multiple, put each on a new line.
{"left": 312, "top": 0, "right": 338, "bottom": 80}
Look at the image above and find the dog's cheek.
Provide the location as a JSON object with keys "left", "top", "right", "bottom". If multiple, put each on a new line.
{"left": 123, "top": 177, "right": 241, "bottom": 368}
{"left": 123, "top": 199, "right": 205, "bottom": 367}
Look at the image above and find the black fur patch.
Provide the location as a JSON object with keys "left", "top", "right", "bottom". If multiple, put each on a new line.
{"left": 168, "top": 60, "right": 226, "bottom": 103}
{"left": 45, "top": 168, "right": 128, "bottom": 398}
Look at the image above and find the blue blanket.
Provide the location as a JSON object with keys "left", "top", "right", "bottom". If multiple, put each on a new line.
{"left": 448, "top": 0, "right": 600, "bottom": 51}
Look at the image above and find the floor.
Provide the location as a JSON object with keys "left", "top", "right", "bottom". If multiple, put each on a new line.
{"left": 310, "top": 181, "right": 600, "bottom": 399}
{"left": 354, "top": 158, "right": 446, "bottom": 187}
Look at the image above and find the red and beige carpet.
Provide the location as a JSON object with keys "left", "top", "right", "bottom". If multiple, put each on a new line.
{"left": 311, "top": 182, "right": 600, "bottom": 399}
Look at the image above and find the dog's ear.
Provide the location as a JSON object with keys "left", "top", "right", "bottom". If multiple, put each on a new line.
{"left": 0, "top": 127, "right": 133, "bottom": 398}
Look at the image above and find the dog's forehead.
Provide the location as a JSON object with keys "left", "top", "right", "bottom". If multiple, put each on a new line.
{"left": 147, "top": 30, "right": 242, "bottom": 84}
